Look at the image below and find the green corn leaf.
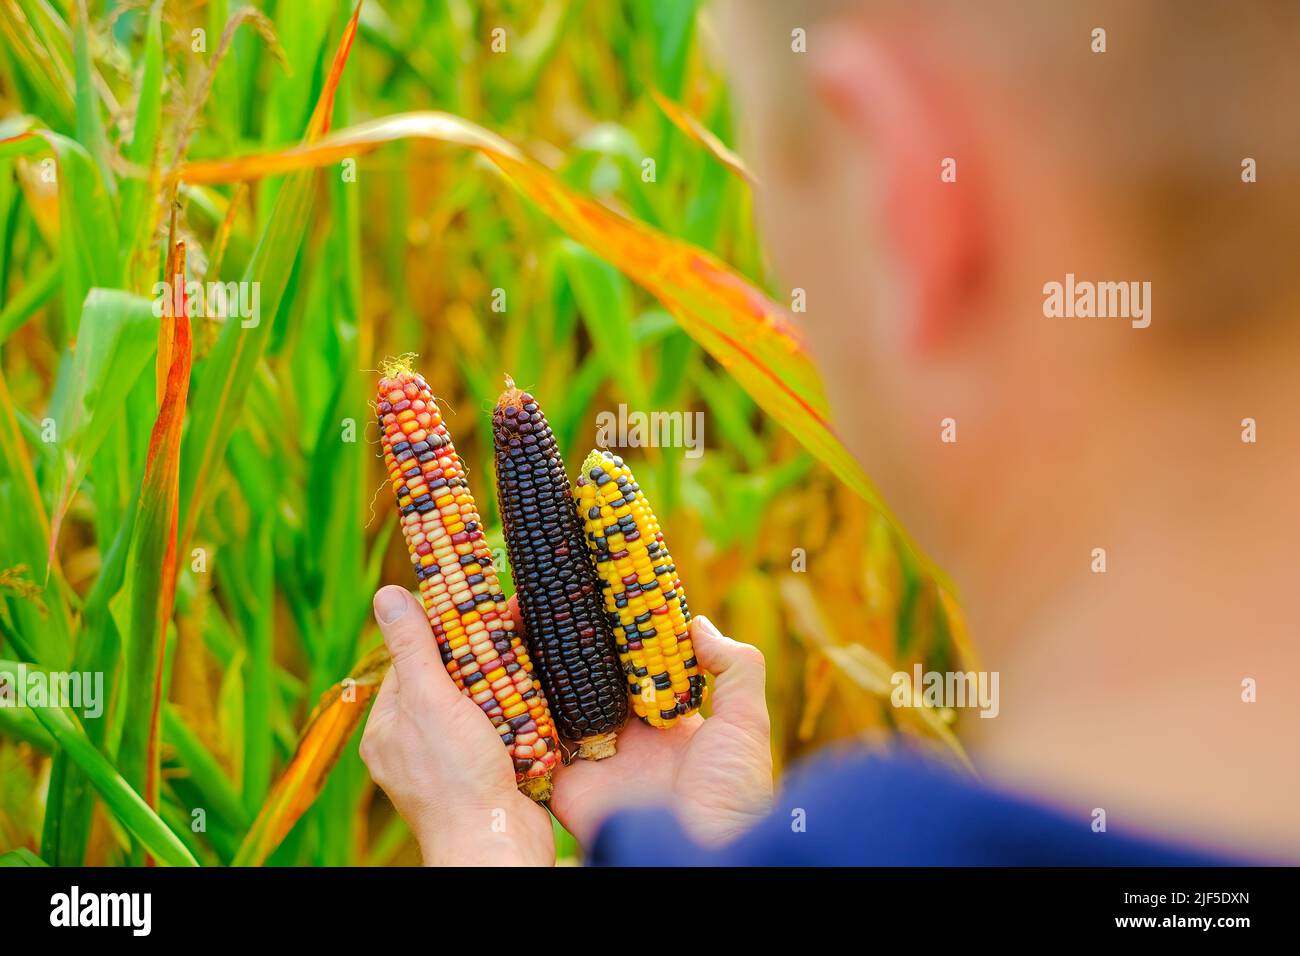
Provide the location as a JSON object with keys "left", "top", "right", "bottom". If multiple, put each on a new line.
{"left": 0, "top": 255, "right": 59, "bottom": 345}
{"left": 162, "top": 704, "right": 249, "bottom": 834}
{"left": 45, "top": 290, "right": 158, "bottom": 567}
{"left": 0, "top": 693, "right": 54, "bottom": 750}
{"left": 0, "top": 848, "right": 48, "bottom": 866}
{"left": 641, "top": 0, "right": 696, "bottom": 99}
{"left": 0, "top": 367, "right": 71, "bottom": 667}
{"left": 0, "top": 0, "right": 75, "bottom": 130}
{"left": 0, "top": 130, "right": 119, "bottom": 340}
{"left": 178, "top": 3, "right": 362, "bottom": 554}
{"left": 560, "top": 239, "right": 649, "bottom": 412}
{"left": 2, "top": 662, "right": 198, "bottom": 867}
{"left": 71, "top": 0, "right": 114, "bottom": 198}
{"left": 117, "top": 0, "right": 164, "bottom": 286}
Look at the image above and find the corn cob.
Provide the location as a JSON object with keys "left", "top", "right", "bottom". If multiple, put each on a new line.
{"left": 376, "top": 360, "right": 560, "bottom": 800}
{"left": 575, "top": 450, "right": 705, "bottom": 728}
{"left": 492, "top": 381, "right": 628, "bottom": 759}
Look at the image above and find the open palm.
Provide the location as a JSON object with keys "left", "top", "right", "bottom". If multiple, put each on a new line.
{"left": 362, "top": 589, "right": 774, "bottom": 865}
{"left": 548, "top": 615, "right": 775, "bottom": 848}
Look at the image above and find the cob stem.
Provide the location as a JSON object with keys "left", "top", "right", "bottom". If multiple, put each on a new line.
{"left": 575, "top": 731, "right": 619, "bottom": 761}
{"left": 519, "top": 775, "right": 553, "bottom": 803}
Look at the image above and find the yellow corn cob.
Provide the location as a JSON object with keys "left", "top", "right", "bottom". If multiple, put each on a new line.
{"left": 575, "top": 450, "right": 705, "bottom": 728}
{"left": 376, "top": 360, "right": 560, "bottom": 800}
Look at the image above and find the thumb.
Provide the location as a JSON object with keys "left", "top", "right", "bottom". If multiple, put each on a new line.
{"left": 372, "top": 586, "right": 457, "bottom": 706}
{"left": 689, "top": 615, "right": 769, "bottom": 728}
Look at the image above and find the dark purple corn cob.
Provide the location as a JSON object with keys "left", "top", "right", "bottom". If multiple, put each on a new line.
{"left": 492, "top": 379, "right": 629, "bottom": 759}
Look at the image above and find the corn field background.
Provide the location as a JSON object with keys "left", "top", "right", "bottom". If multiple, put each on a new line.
{"left": 0, "top": 0, "right": 971, "bottom": 867}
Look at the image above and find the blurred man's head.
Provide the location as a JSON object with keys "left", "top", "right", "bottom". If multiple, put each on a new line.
{"left": 724, "top": 0, "right": 1300, "bottom": 629}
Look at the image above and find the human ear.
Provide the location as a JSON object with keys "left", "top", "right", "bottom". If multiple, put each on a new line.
{"left": 808, "top": 24, "right": 987, "bottom": 350}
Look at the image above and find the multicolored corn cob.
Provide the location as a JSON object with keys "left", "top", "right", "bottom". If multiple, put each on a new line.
{"left": 575, "top": 450, "right": 706, "bottom": 728}
{"left": 376, "top": 360, "right": 560, "bottom": 800}
{"left": 493, "top": 382, "right": 628, "bottom": 759}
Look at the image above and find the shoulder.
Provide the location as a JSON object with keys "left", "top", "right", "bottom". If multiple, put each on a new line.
{"left": 590, "top": 748, "right": 1245, "bottom": 866}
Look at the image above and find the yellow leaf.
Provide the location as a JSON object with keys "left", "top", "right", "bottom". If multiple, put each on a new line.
{"left": 232, "top": 645, "right": 390, "bottom": 867}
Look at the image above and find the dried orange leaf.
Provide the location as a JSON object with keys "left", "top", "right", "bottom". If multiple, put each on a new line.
{"left": 232, "top": 646, "right": 390, "bottom": 867}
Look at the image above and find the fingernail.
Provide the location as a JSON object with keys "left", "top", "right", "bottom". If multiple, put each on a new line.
{"left": 694, "top": 615, "right": 721, "bottom": 639}
{"left": 373, "top": 586, "right": 409, "bottom": 625}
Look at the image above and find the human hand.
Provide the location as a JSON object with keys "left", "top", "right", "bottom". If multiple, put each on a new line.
{"left": 549, "top": 614, "right": 774, "bottom": 847}
{"left": 359, "top": 585, "right": 555, "bottom": 866}
{"left": 360, "top": 583, "right": 773, "bottom": 862}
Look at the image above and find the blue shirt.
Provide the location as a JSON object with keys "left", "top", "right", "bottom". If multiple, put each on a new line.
{"left": 591, "top": 749, "right": 1248, "bottom": 866}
